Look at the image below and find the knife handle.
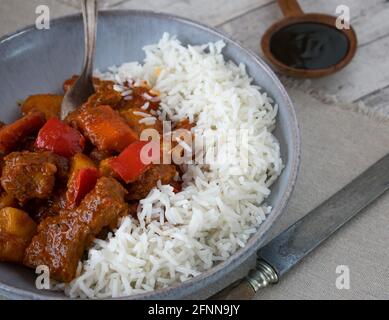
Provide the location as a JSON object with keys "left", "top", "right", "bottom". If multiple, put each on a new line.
{"left": 210, "top": 259, "right": 278, "bottom": 300}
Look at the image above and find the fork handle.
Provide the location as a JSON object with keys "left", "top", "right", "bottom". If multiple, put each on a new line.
{"left": 81, "top": 0, "right": 97, "bottom": 81}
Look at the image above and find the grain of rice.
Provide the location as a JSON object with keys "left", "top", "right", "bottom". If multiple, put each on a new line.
{"left": 113, "top": 84, "right": 124, "bottom": 92}
{"left": 138, "top": 117, "right": 157, "bottom": 125}
{"left": 121, "top": 89, "right": 133, "bottom": 97}
{"left": 133, "top": 111, "right": 152, "bottom": 118}
{"left": 175, "top": 137, "right": 192, "bottom": 153}
{"left": 143, "top": 92, "right": 160, "bottom": 102}
{"left": 141, "top": 102, "right": 150, "bottom": 110}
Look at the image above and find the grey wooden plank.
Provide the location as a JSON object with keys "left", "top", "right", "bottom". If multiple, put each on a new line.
{"left": 285, "top": 36, "right": 389, "bottom": 104}
{"left": 306, "top": 0, "right": 386, "bottom": 45}
{"left": 357, "top": 85, "right": 389, "bottom": 115}
{"left": 220, "top": 0, "right": 388, "bottom": 53}
{"left": 219, "top": 0, "right": 389, "bottom": 107}
{"left": 58, "top": 0, "right": 124, "bottom": 9}
{"left": 0, "top": 0, "right": 77, "bottom": 37}
{"left": 352, "top": 0, "right": 389, "bottom": 47}
{"left": 111, "top": 0, "right": 273, "bottom": 27}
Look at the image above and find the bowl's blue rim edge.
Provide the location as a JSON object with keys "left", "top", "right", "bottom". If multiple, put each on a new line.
{"left": 0, "top": 9, "right": 301, "bottom": 300}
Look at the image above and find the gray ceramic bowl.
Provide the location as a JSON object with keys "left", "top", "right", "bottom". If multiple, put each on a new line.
{"left": 0, "top": 10, "right": 300, "bottom": 299}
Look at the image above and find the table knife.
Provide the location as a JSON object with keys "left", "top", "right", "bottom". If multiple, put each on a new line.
{"left": 212, "top": 152, "right": 389, "bottom": 299}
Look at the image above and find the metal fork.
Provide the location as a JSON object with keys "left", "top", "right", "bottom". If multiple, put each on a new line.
{"left": 60, "top": 0, "right": 97, "bottom": 120}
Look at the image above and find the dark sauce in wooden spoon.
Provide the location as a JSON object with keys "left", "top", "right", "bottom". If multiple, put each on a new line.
{"left": 270, "top": 22, "right": 349, "bottom": 70}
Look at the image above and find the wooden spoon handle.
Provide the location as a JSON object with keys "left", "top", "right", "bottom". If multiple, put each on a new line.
{"left": 277, "top": 0, "right": 304, "bottom": 17}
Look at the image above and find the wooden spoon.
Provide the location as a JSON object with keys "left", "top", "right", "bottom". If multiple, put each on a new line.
{"left": 60, "top": 0, "right": 97, "bottom": 120}
{"left": 261, "top": 0, "right": 357, "bottom": 78}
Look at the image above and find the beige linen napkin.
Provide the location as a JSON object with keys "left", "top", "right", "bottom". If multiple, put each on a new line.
{"left": 255, "top": 88, "right": 389, "bottom": 300}
{"left": 195, "top": 88, "right": 389, "bottom": 300}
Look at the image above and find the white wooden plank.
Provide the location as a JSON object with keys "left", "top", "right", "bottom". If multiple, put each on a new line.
{"left": 111, "top": 0, "right": 273, "bottom": 27}
{"left": 220, "top": 0, "right": 388, "bottom": 51}
{"left": 282, "top": 0, "right": 389, "bottom": 104}
{"left": 58, "top": 0, "right": 124, "bottom": 9}
{"left": 353, "top": 3, "right": 389, "bottom": 47}
{"left": 219, "top": 0, "right": 389, "bottom": 105}
{"left": 358, "top": 85, "right": 389, "bottom": 115}
{"left": 276, "top": 0, "right": 389, "bottom": 45}
{"left": 305, "top": 37, "right": 389, "bottom": 103}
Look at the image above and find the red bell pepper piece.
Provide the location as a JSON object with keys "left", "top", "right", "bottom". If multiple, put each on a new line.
{"left": 35, "top": 118, "right": 85, "bottom": 158}
{"left": 66, "top": 167, "right": 100, "bottom": 208}
{"left": 109, "top": 140, "right": 160, "bottom": 183}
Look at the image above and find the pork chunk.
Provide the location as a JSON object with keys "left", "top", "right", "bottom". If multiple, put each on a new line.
{"left": 26, "top": 188, "right": 67, "bottom": 224}
{"left": 120, "top": 107, "right": 162, "bottom": 136}
{"left": 69, "top": 105, "right": 138, "bottom": 152}
{"left": 126, "top": 164, "right": 177, "bottom": 200}
{"left": 24, "top": 177, "right": 128, "bottom": 282}
{"left": 63, "top": 76, "right": 122, "bottom": 109}
{"left": 69, "top": 177, "right": 128, "bottom": 236}
{"left": 1, "top": 151, "right": 59, "bottom": 203}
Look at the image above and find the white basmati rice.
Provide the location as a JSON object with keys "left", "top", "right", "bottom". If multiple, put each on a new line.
{"left": 65, "top": 33, "right": 282, "bottom": 298}
{"left": 133, "top": 111, "right": 153, "bottom": 118}
{"left": 138, "top": 117, "right": 157, "bottom": 125}
{"left": 141, "top": 102, "right": 150, "bottom": 110}
{"left": 120, "top": 89, "right": 133, "bottom": 97}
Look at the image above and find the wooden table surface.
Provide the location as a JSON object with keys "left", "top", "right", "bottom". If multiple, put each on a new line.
{"left": 0, "top": 0, "right": 388, "bottom": 300}
{"left": 1, "top": 0, "right": 388, "bottom": 115}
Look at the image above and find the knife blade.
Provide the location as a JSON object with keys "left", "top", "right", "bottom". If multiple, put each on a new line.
{"left": 212, "top": 153, "right": 389, "bottom": 300}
